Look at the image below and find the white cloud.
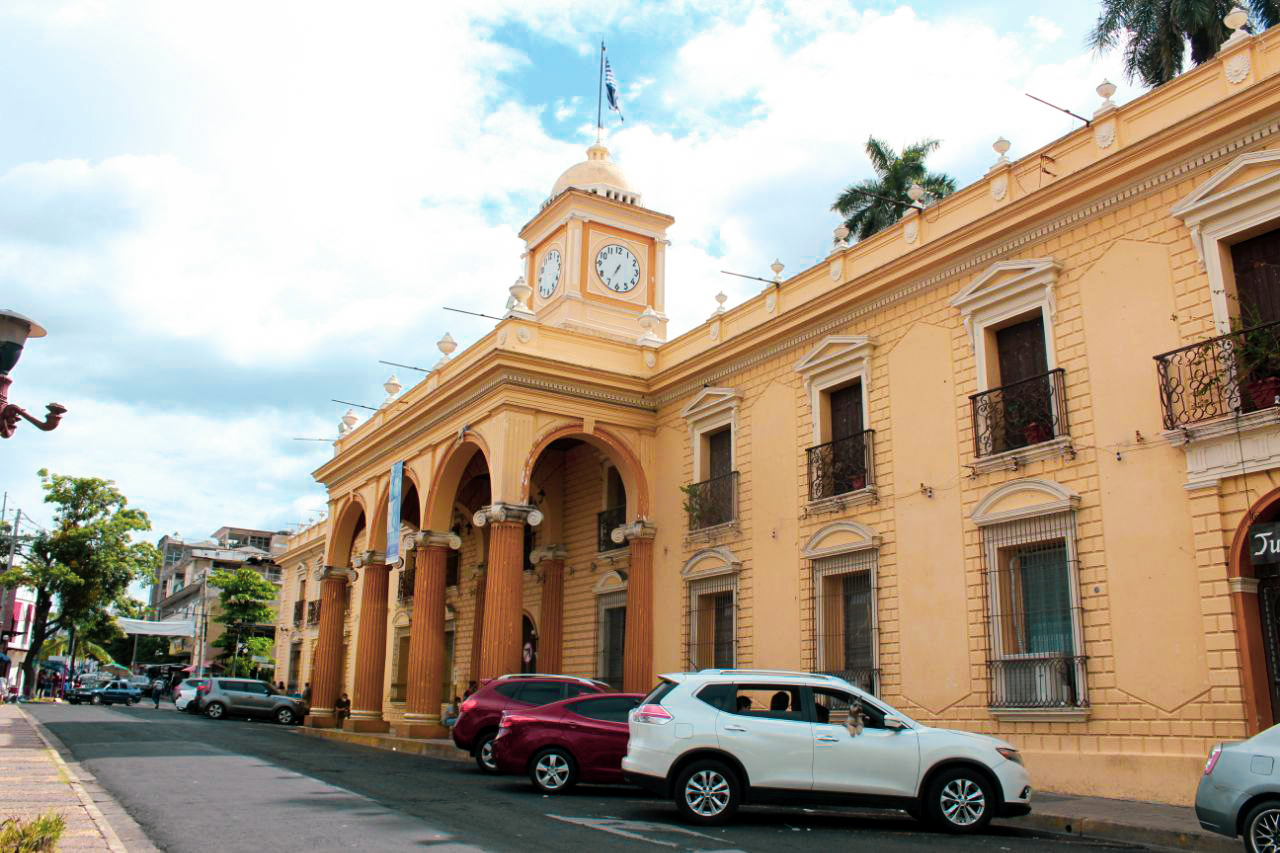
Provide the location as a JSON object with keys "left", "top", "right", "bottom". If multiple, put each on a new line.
{"left": 1029, "top": 15, "right": 1065, "bottom": 43}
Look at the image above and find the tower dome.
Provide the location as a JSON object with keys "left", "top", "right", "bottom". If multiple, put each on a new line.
{"left": 548, "top": 144, "right": 641, "bottom": 206}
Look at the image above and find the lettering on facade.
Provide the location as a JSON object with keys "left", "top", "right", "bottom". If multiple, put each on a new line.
{"left": 1250, "top": 523, "right": 1280, "bottom": 564}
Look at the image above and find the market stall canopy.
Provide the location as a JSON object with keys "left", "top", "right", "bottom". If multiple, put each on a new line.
{"left": 115, "top": 617, "right": 195, "bottom": 637}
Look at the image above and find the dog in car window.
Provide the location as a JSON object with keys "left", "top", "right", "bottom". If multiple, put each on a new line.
{"left": 846, "top": 698, "right": 866, "bottom": 736}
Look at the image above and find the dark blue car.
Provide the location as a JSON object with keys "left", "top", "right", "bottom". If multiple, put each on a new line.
{"left": 68, "top": 678, "right": 142, "bottom": 706}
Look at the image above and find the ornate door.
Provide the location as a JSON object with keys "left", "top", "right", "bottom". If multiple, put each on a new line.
{"left": 1257, "top": 570, "right": 1280, "bottom": 723}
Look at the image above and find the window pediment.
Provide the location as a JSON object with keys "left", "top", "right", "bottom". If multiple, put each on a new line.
{"left": 801, "top": 521, "right": 881, "bottom": 558}
{"left": 794, "top": 336, "right": 876, "bottom": 388}
{"left": 950, "top": 259, "right": 1060, "bottom": 350}
{"left": 680, "top": 387, "right": 740, "bottom": 423}
{"left": 1172, "top": 149, "right": 1280, "bottom": 224}
{"left": 681, "top": 546, "right": 742, "bottom": 578}
{"left": 971, "top": 478, "right": 1080, "bottom": 526}
{"left": 594, "top": 569, "right": 628, "bottom": 593}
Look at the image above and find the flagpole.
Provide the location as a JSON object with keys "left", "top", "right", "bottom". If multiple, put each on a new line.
{"left": 596, "top": 41, "right": 605, "bottom": 144}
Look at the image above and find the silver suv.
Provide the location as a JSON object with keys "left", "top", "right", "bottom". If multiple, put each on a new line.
{"left": 198, "top": 678, "right": 307, "bottom": 725}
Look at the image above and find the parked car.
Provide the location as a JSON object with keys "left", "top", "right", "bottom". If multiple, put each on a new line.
{"left": 173, "top": 678, "right": 207, "bottom": 712}
{"left": 621, "top": 669, "right": 1032, "bottom": 831}
{"left": 493, "top": 693, "right": 642, "bottom": 792}
{"left": 1196, "top": 724, "right": 1280, "bottom": 852}
{"left": 453, "top": 673, "right": 611, "bottom": 773}
{"left": 68, "top": 679, "right": 142, "bottom": 706}
{"left": 195, "top": 677, "right": 307, "bottom": 725}
{"left": 128, "top": 675, "right": 151, "bottom": 695}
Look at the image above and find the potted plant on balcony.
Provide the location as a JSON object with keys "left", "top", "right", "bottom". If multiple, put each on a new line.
{"left": 681, "top": 483, "right": 704, "bottom": 530}
{"left": 1233, "top": 309, "right": 1280, "bottom": 411}
{"left": 1003, "top": 398, "right": 1052, "bottom": 447}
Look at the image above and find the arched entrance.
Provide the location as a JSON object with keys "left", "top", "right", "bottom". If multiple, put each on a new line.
{"left": 1228, "top": 485, "right": 1280, "bottom": 734}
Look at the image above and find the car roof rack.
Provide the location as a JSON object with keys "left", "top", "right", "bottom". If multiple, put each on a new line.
{"left": 699, "top": 669, "right": 839, "bottom": 680}
{"left": 494, "top": 673, "right": 610, "bottom": 687}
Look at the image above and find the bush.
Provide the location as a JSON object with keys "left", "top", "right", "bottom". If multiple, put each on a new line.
{"left": 0, "top": 812, "right": 66, "bottom": 852}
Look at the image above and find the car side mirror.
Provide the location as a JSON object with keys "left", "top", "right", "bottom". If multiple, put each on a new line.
{"left": 884, "top": 716, "right": 908, "bottom": 732}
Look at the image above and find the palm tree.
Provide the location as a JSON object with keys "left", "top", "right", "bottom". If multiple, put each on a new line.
{"left": 1090, "top": 0, "right": 1279, "bottom": 88}
{"left": 832, "top": 137, "right": 957, "bottom": 242}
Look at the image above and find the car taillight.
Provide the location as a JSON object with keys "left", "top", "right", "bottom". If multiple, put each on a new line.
{"left": 500, "top": 714, "right": 536, "bottom": 728}
{"left": 1204, "top": 745, "right": 1222, "bottom": 776}
{"left": 634, "top": 704, "right": 673, "bottom": 724}
{"left": 460, "top": 698, "right": 478, "bottom": 713}
{"left": 197, "top": 685, "right": 209, "bottom": 694}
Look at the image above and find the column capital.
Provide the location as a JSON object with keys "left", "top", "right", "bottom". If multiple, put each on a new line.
{"left": 611, "top": 518, "right": 657, "bottom": 545}
{"left": 411, "top": 530, "right": 462, "bottom": 551}
{"left": 529, "top": 544, "right": 568, "bottom": 565}
{"left": 1230, "top": 576, "right": 1261, "bottom": 595}
{"left": 351, "top": 550, "right": 386, "bottom": 569}
{"left": 315, "top": 565, "right": 357, "bottom": 583}
{"left": 473, "top": 503, "right": 543, "bottom": 528}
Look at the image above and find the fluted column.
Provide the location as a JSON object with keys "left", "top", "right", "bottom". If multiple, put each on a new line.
{"left": 530, "top": 545, "right": 568, "bottom": 674}
{"left": 305, "top": 566, "right": 354, "bottom": 728}
{"left": 346, "top": 551, "right": 390, "bottom": 732}
{"left": 468, "top": 567, "right": 487, "bottom": 682}
{"left": 614, "top": 520, "right": 657, "bottom": 694}
{"left": 397, "top": 531, "right": 460, "bottom": 738}
{"left": 475, "top": 503, "right": 542, "bottom": 680}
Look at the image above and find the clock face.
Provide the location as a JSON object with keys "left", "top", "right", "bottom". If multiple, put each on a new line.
{"left": 537, "top": 249, "right": 561, "bottom": 299}
{"left": 595, "top": 243, "right": 641, "bottom": 293}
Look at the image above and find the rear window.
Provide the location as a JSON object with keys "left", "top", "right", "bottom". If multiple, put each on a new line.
{"left": 567, "top": 696, "right": 641, "bottom": 722}
{"left": 494, "top": 683, "right": 524, "bottom": 700}
{"left": 519, "top": 682, "right": 565, "bottom": 706}
{"left": 642, "top": 679, "right": 678, "bottom": 706}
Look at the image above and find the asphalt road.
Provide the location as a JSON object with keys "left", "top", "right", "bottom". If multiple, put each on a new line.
{"left": 28, "top": 702, "right": 1141, "bottom": 852}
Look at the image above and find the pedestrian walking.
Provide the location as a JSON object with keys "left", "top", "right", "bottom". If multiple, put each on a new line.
{"left": 152, "top": 679, "right": 164, "bottom": 709}
{"left": 302, "top": 682, "right": 311, "bottom": 706}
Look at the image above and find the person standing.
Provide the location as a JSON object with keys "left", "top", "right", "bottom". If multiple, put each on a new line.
{"left": 302, "top": 682, "right": 311, "bottom": 706}
{"left": 153, "top": 679, "right": 164, "bottom": 709}
{"left": 333, "top": 692, "right": 351, "bottom": 727}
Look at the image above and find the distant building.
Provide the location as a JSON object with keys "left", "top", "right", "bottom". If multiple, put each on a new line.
{"left": 1, "top": 585, "right": 37, "bottom": 694}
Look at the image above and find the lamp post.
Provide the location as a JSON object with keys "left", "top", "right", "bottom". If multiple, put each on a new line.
{"left": 0, "top": 310, "right": 66, "bottom": 438}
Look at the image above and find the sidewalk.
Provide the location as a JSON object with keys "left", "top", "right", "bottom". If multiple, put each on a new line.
{"left": 298, "top": 723, "right": 469, "bottom": 763}
{"left": 0, "top": 703, "right": 154, "bottom": 852}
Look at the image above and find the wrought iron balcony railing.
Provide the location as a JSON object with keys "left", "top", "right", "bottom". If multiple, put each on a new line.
{"left": 292, "top": 600, "right": 304, "bottom": 626}
{"left": 817, "top": 667, "right": 879, "bottom": 697}
{"left": 986, "top": 654, "right": 1089, "bottom": 710}
{"left": 970, "top": 368, "right": 1068, "bottom": 458}
{"left": 597, "top": 505, "right": 626, "bottom": 552}
{"left": 807, "top": 429, "right": 875, "bottom": 502}
{"left": 398, "top": 562, "right": 415, "bottom": 602}
{"left": 685, "top": 471, "right": 739, "bottom": 531}
{"left": 306, "top": 600, "right": 321, "bottom": 626}
{"left": 1154, "top": 320, "right": 1280, "bottom": 429}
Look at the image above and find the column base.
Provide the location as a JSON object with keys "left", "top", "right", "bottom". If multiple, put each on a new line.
{"left": 305, "top": 713, "right": 337, "bottom": 728}
{"left": 343, "top": 718, "right": 390, "bottom": 734}
{"left": 391, "top": 722, "right": 450, "bottom": 739}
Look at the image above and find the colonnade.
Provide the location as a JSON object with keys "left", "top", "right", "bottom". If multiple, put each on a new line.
{"left": 304, "top": 503, "right": 657, "bottom": 732}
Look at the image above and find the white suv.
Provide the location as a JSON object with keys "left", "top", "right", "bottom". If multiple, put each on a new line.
{"left": 621, "top": 670, "right": 1032, "bottom": 831}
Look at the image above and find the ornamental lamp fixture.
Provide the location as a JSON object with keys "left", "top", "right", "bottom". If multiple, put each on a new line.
{"left": 0, "top": 309, "right": 66, "bottom": 439}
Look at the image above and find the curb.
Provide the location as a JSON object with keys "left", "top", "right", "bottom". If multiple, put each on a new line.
{"left": 20, "top": 707, "right": 160, "bottom": 853}
{"left": 997, "top": 811, "right": 1239, "bottom": 853}
{"left": 297, "top": 725, "right": 470, "bottom": 763}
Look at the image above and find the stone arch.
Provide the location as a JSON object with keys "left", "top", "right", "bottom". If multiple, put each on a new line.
{"left": 520, "top": 422, "right": 650, "bottom": 517}
{"left": 681, "top": 546, "right": 743, "bottom": 579}
{"left": 801, "top": 521, "right": 881, "bottom": 559}
{"left": 971, "top": 478, "right": 1080, "bottom": 525}
{"left": 1228, "top": 485, "right": 1280, "bottom": 734}
{"left": 425, "top": 436, "right": 492, "bottom": 531}
{"left": 594, "top": 569, "right": 628, "bottom": 594}
{"left": 326, "top": 493, "right": 369, "bottom": 566}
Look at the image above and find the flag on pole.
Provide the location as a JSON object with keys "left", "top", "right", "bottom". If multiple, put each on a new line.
{"left": 604, "top": 57, "right": 624, "bottom": 122}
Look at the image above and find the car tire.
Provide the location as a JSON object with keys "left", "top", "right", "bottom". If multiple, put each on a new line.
{"left": 925, "top": 767, "right": 995, "bottom": 833}
{"left": 1244, "top": 799, "right": 1280, "bottom": 853}
{"left": 474, "top": 733, "right": 499, "bottom": 774}
{"left": 90, "top": 694, "right": 102, "bottom": 705}
{"left": 69, "top": 699, "right": 79, "bottom": 705}
{"left": 673, "top": 760, "right": 740, "bottom": 826}
{"left": 275, "top": 706, "right": 296, "bottom": 726}
{"left": 205, "top": 701, "right": 227, "bottom": 720}
{"left": 529, "top": 747, "right": 578, "bottom": 794}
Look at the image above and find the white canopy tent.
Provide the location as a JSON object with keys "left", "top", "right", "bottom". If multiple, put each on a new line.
{"left": 115, "top": 617, "right": 196, "bottom": 637}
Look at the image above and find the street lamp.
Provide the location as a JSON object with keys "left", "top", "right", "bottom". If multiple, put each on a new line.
{"left": 0, "top": 310, "right": 66, "bottom": 438}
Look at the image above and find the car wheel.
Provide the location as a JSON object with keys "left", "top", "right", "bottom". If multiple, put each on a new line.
{"left": 529, "top": 748, "right": 578, "bottom": 794}
{"left": 69, "top": 698, "right": 79, "bottom": 705}
{"left": 90, "top": 694, "right": 102, "bottom": 705}
{"left": 674, "top": 760, "right": 739, "bottom": 826}
{"left": 926, "top": 767, "right": 995, "bottom": 833}
{"left": 474, "top": 733, "right": 499, "bottom": 774}
{"left": 275, "top": 706, "right": 296, "bottom": 726}
{"left": 205, "top": 701, "right": 227, "bottom": 720}
{"left": 1244, "top": 800, "right": 1280, "bottom": 853}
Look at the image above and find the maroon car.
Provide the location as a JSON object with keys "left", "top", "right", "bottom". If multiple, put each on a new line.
{"left": 452, "top": 674, "right": 610, "bottom": 772}
{"left": 492, "top": 692, "right": 643, "bottom": 793}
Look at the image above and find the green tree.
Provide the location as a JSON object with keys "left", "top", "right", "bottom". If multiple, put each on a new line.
{"left": 1090, "top": 0, "right": 1279, "bottom": 87}
{"left": 831, "top": 137, "right": 956, "bottom": 242}
{"left": 0, "top": 470, "right": 159, "bottom": 697}
{"left": 209, "top": 567, "right": 277, "bottom": 677}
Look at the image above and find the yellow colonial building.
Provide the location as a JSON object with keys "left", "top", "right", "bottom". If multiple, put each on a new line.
{"left": 275, "top": 24, "right": 1280, "bottom": 805}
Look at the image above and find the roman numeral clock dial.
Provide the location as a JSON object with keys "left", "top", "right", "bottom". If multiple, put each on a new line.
{"left": 594, "top": 243, "right": 641, "bottom": 293}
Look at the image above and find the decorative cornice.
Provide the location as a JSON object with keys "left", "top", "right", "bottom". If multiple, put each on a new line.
{"left": 411, "top": 530, "right": 462, "bottom": 551}
{"left": 473, "top": 503, "right": 544, "bottom": 527}
{"left": 611, "top": 518, "right": 657, "bottom": 544}
{"left": 316, "top": 565, "right": 357, "bottom": 583}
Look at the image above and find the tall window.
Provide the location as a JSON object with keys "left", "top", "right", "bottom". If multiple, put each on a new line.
{"left": 810, "top": 381, "right": 870, "bottom": 499}
{"left": 689, "top": 427, "right": 736, "bottom": 529}
{"left": 597, "top": 591, "right": 626, "bottom": 690}
{"left": 1233, "top": 228, "right": 1280, "bottom": 324}
{"left": 445, "top": 550, "right": 460, "bottom": 588}
{"left": 688, "top": 575, "right": 736, "bottom": 669}
{"left": 598, "top": 466, "right": 627, "bottom": 552}
{"left": 981, "top": 512, "right": 1086, "bottom": 710}
{"left": 812, "top": 550, "right": 877, "bottom": 694}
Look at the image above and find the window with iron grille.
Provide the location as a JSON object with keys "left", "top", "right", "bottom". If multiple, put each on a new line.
{"left": 596, "top": 591, "right": 627, "bottom": 690}
{"left": 445, "top": 550, "right": 460, "bottom": 588}
{"left": 980, "top": 511, "right": 1087, "bottom": 710}
{"left": 687, "top": 574, "right": 736, "bottom": 669}
{"left": 811, "top": 550, "right": 878, "bottom": 694}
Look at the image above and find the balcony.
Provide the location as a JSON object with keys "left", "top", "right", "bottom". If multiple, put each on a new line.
{"left": 1155, "top": 320, "right": 1280, "bottom": 429}
{"left": 806, "top": 430, "right": 875, "bottom": 504}
{"left": 970, "top": 369, "right": 1069, "bottom": 466}
{"left": 987, "top": 654, "right": 1089, "bottom": 715}
{"left": 685, "top": 471, "right": 738, "bottom": 532}
{"left": 597, "top": 505, "right": 626, "bottom": 552}
{"left": 398, "top": 563, "right": 415, "bottom": 603}
{"left": 306, "top": 600, "right": 321, "bottom": 626}
{"left": 292, "top": 600, "right": 303, "bottom": 626}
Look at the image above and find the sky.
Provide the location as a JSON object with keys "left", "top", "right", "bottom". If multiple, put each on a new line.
{"left": 0, "top": 0, "right": 1146, "bottom": 565}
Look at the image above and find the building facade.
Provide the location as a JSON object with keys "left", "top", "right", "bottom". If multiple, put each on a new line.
{"left": 283, "top": 25, "right": 1280, "bottom": 805}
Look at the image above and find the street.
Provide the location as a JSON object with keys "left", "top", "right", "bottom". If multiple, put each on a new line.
{"left": 27, "top": 702, "right": 1143, "bottom": 852}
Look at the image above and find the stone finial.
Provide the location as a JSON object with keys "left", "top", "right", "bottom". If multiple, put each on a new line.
{"left": 713, "top": 291, "right": 728, "bottom": 315}
{"left": 383, "top": 374, "right": 402, "bottom": 400}
{"left": 637, "top": 305, "right": 661, "bottom": 345}
{"left": 992, "top": 137, "right": 1011, "bottom": 166}
{"left": 436, "top": 332, "right": 457, "bottom": 364}
{"left": 770, "top": 259, "right": 785, "bottom": 282}
{"left": 1225, "top": 5, "right": 1250, "bottom": 43}
{"left": 1096, "top": 79, "right": 1118, "bottom": 114}
{"left": 907, "top": 183, "right": 925, "bottom": 204}
{"left": 832, "top": 225, "right": 850, "bottom": 251}
{"left": 507, "top": 276, "right": 534, "bottom": 319}
{"left": 339, "top": 407, "right": 358, "bottom": 435}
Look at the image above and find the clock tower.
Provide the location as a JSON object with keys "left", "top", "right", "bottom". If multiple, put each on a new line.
{"left": 519, "top": 143, "right": 673, "bottom": 342}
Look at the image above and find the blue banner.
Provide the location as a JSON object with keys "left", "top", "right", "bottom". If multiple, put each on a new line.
{"left": 386, "top": 461, "right": 403, "bottom": 562}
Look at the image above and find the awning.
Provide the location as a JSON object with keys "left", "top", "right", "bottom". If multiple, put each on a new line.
{"left": 115, "top": 617, "right": 196, "bottom": 637}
